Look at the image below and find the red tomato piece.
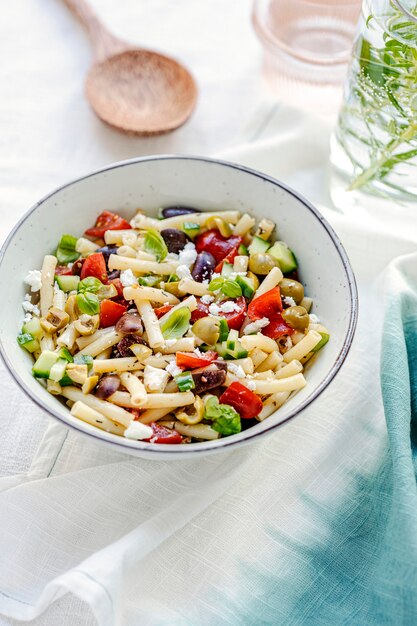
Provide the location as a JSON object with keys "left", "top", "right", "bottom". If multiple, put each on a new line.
{"left": 108, "top": 277, "right": 124, "bottom": 298}
{"left": 262, "top": 314, "right": 295, "bottom": 339}
{"left": 219, "top": 382, "right": 263, "bottom": 419}
{"left": 190, "top": 296, "right": 246, "bottom": 331}
{"left": 100, "top": 299, "right": 127, "bottom": 328}
{"left": 176, "top": 351, "right": 218, "bottom": 369}
{"left": 85, "top": 211, "right": 132, "bottom": 239}
{"left": 145, "top": 422, "right": 183, "bottom": 444}
{"left": 247, "top": 287, "right": 283, "bottom": 320}
{"left": 214, "top": 246, "right": 241, "bottom": 273}
{"left": 154, "top": 304, "right": 174, "bottom": 319}
{"left": 195, "top": 229, "right": 242, "bottom": 263}
{"left": 80, "top": 253, "right": 108, "bottom": 283}
{"left": 55, "top": 266, "right": 73, "bottom": 276}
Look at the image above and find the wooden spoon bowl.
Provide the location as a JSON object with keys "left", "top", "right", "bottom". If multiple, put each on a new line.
{"left": 64, "top": 0, "right": 197, "bottom": 135}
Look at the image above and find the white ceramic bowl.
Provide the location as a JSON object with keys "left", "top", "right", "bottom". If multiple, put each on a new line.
{"left": 0, "top": 156, "right": 357, "bottom": 459}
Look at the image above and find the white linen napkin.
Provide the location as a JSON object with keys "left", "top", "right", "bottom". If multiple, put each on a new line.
{"left": 1, "top": 105, "right": 417, "bottom": 625}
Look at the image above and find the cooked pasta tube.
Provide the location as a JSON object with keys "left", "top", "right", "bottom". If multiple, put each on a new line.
{"left": 136, "top": 300, "right": 165, "bottom": 349}
{"left": 122, "top": 231, "right": 139, "bottom": 247}
{"left": 275, "top": 360, "right": 303, "bottom": 379}
{"left": 123, "top": 285, "right": 179, "bottom": 305}
{"left": 120, "top": 372, "right": 147, "bottom": 406}
{"left": 257, "top": 392, "right": 291, "bottom": 421}
{"left": 61, "top": 387, "right": 133, "bottom": 428}
{"left": 241, "top": 334, "right": 278, "bottom": 353}
{"left": 178, "top": 278, "right": 210, "bottom": 297}
{"left": 93, "top": 357, "right": 141, "bottom": 374}
{"left": 253, "top": 370, "right": 275, "bottom": 380}
{"left": 233, "top": 255, "right": 249, "bottom": 273}
{"left": 53, "top": 288, "right": 66, "bottom": 311}
{"left": 77, "top": 330, "right": 123, "bottom": 357}
{"left": 229, "top": 357, "right": 254, "bottom": 374}
{"left": 249, "top": 348, "right": 269, "bottom": 369}
{"left": 283, "top": 330, "right": 322, "bottom": 363}
{"left": 252, "top": 373, "right": 306, "bottom": 395}
{"left": 130, "top": 214, "right": 161, "bottom": 230}
{"left": 40, "top": 255, "right": 57, "bottom": 316}
{"left": 109, "top": 390, "right": 194, "bottom": 409}
{"left": 40, "top": 335, "right": 54, "bottom": 351}
{"left": 76, "top": 237, "right": 99, "bottom": 254}
{"left": 252, "top": 267, "right": 283, "bottom": 299}
{"left": 95, "top": 347, "right": 113, "bottom": 360}
{"left": 137, "top": 407, "right": 173, "bottom": 425}
{"left": 301, "top": 297, "right": 313, "bottom": 313}
{"left": 71, "top": 401, "right": 125, "bottom": 436}
{"left": 76, "top": 326, "right": 115, "bottom": 350}
{"left": 136, "top": 251, "right": 156, "bottom": 261}
{"left": 174, "top": 422, "right": 220, "bottom": 440}
{"left": 157, "top": 295, "right": 197, "bottom": 325}
{"left": 117, "top": 245, "right": 136, "bottom": 258}
{"left": 255, "top": 350, "right": 283, "bottom": 372}
{"left": 104, "top": 229, "right": 139, "bottom": 245}
{"left": 233, "top": 213, "right": 256, "bottom": 236}
{"left": 142, "top": 210, "right": 240, "bottom": 232}
{"left": 160, "top": 337, "right": 195, "bottom": 353}
{"left": 56, "top": 324, "right": 78, "bottom": 350}
{"left": 108, "top": 255, "right": 178, "bottom": 275}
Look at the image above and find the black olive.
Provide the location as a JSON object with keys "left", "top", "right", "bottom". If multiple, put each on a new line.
{"left": 95, "top": 375, "right": 120, "bottom": 399}
{"left": 191, "top": 251, "right": 216, "bottom": 283}
{"left": 115, "top": 313, "right": 143, "bottom": 335}
{"left": 161, "top": 206, "right": 201, "bottom": 219}
{"left": 114, "top": 334, "right": 144, "bottom": 357}
{"left": 107, "top": 270, "right": 121, "bottom": 280}
{"left": 96, "top": 246, "right": 119, "bottom": 267}
{"left": 191, "top": 365, "right": 227, "bottom": 393}
{"left": 71, "top": 258, "right": 85, "bottom": 276}
{"left": 160, "top": 228, "right": 190, "bottom": 254}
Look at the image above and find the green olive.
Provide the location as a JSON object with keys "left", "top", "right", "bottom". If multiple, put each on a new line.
{"left": 192, "top": 317, "right": 220, "bottom": 345}
{"left": 282, "top": 306, "right": 309, "bottom": 331}
{"left": 163, "top": 281, "right": 181, "bottom": 297}
{"left": 248, "top": 253, "right": 277, "bottom": 275}
{"left": 279, "top": 278, "right": 304, "bottom": 305}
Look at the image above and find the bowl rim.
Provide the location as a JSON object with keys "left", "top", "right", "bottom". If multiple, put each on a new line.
{"left": 0, "top": 154, "right": 358, "bottom": 456}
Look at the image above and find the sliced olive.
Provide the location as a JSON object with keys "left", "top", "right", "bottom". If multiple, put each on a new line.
{"left": 163, "top": 281, "right": 181, "bottom": 297}
{"left": 279, "top": 278, "right": 304, "bottom": 305}
{"left": 160, "top": 228, "right": 190, "bottom": 254}
{"left": 40, "top": 308, "right": 69, "bottom": 334}
{"left": 192, "top": 364, "right": 226, "bottom": 393}
{"left": 114, "top": 334, "right": 145, "bottom": 357}
{"left": 248, "top": 253, "right": 277, "bottom": 275}
{"left": 192, "top": 317, "right": 220, "bottom": 345}
{"left": 282, "top": 306, "right": 309, "bottom": 331}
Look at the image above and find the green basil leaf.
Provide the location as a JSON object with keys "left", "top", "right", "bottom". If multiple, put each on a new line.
{"left": 221, "top": 279, "right": 242, "bottom": 298}
{"left": 204, "top": 396, "right": 241, "bottom": 436}
{"left": 138, "top": 275, "right": 161, "bottom": 287}
{"left": 78, "top": 277, "right": 103, "bottom": 294}
{"left": 175, "top": 371, "right": 195, "bottom": 392}
{"left": 56, "top": 234, "right": 80, "bottom": 264}
{"left": 76, "top": 292, "right": 100, "bottom": 315}
{"left": 208, "top": 277, "right": 225, "bottom": 291}
{"left": 144, "top": 229, "right": 168, "bottom": 261}
{"left": 160, "top": 307, "right": 190, "bottom": 339}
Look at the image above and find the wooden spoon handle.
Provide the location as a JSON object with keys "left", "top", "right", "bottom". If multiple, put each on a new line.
{"left": 62, "top": 0, "right": 127, "bottom": 62}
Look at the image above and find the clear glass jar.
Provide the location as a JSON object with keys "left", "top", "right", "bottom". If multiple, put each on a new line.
{"left": 330, "top": 0, "right": 417, "bottom": 210}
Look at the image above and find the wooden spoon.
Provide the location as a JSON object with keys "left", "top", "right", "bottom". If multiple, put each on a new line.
{"left": 63, "top": 0, "right": 198, "bottom": 135}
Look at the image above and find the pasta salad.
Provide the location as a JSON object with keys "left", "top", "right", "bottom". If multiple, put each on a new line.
{"left": 18, "top": 206, "right": 330, "bottom": 444}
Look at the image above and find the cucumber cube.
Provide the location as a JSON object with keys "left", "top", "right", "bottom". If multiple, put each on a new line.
{"left": 248, "top": 236, "right": 270, "bottom": 255}
{"left": 268, "top": 242, "right": 297, "bottom": 273}
{"left": 33, "top": 350, "right": 59, "bottom": 378}
{"left": 56, "top": 275, "right": 80, "bottom": 292}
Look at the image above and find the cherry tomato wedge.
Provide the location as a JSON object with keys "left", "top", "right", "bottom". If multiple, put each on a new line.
{"left": 214, "top": 245, "right": 241, "bottom": 273}
{"left": 190, "top": 296, "right": 247, "bottom": 331}
{"left": 219, "top": 382, "right": 263, "bottom": 419}
{"left": 55, "top": 266, "right": 73, "bottom": 276}
{"left": 145, "top": 422, "right": 183, "bottom": 444}
{"left": 85, "top": 210, "right": 132, "bottom": 239}
{"left": 154, "top": 304, "right": 174, "bottom": 319}
{"left": 262, "top": 314, "right": 295, "bottom": 339}
{"left": 80, "top": 253, "right": 108, "bottom": 284}
{"left": 195, "top": 229, "right": 242, "bottom": 264}
{"left": 176, "top": 350, "right": 218, "bottom": 369}
{"left": 247, "top": 287, "right": 283, "bottom": 320}
{"left": 100, "top": 299, "right": 127, "bottom": 328}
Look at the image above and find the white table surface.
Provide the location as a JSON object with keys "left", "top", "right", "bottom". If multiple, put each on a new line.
{"left": 0, "top": 1, "right": 342, "bottom": 624}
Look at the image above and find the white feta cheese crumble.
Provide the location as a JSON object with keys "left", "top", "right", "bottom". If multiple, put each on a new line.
{"left": 120, "top": 269, "right": 137, "bottom": 287}
{"left": 165, "top": 361, "right": 183, "bottom": 377}
{"left": 227, "top": 363, "right": 246, "bottom": 378}
{"left": 176, "top": 264, "right": 193, "bottom": 279}
{"left": 24, "top": 270, "right": 42, "bottom": 293}
{"left": 208, "top": 302, "right": 221, "bottom": 315}
{"left": 144, "top": 365, "right": 170, "bottom": 393}
{"left": 23, "top": 312, "right": 33, "bottom": 323}
{"left": 244, "top": 317, "right": 270, "bottom": 335}
{"left": 124, "top": 421, "right": 153, "bottom": 441}
{"left": 246, "top": 380, "right": 257, "bottom": 391}
{"left": 22, "top": 299, "right": 40, "bottom": 316}
{"left": 219, "top": 301, "right": 241, "bottom": 313}
{"left": 200, "top": 294, "right": 214, "bottom": 305}
{"left": 178, "top": 242, "right": 197, "bottom": 267}
{"left": 309, "top": 313, "right": 321, "bottom": 324}
{"left": 283, "top": 296, "right": 296, "bottom": 307}
{"left": 193, "top": 348, "right": 204, "bottom": 358}
{"left": 67, "top": 262, "right": 74, "bottom": 269}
